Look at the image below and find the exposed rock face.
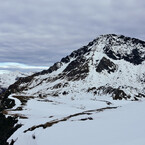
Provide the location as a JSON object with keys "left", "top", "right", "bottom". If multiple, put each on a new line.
{"left": 103, "top": 34, "right": 145, "bottom": 65}
{"left": 96, "top": 57, "right": 117, "bottom": 73}
{"left": 0, "top": 87, "right": 7, "bottom": 95}
{"left": 88, "top": 86, "right": 131, "bottom": 100}
{"left": 1, "top": 34, "right": 145, "bottom": 107}
{"left": 0, "top": 113, "right": 21, "bottom": 145}
{"left": 63, "top": 57, "right": 89, "bottom": 81}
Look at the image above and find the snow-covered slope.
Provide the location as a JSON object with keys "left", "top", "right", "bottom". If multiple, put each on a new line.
{"left": 8, "top": 99, "right": 145, "bottom": 145}
{"left": 6, "top": 34, "right": 145, "bottom": 100}
{"left": 0, "top": 71, "right": 32, "bottom": 89}
{"left": 0, "top": 71, "right": 33, "bottom": 97}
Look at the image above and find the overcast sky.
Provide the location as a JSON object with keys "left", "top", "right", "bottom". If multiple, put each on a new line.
{"left": 0, "top": 0, "right": 145, "bottom": 71}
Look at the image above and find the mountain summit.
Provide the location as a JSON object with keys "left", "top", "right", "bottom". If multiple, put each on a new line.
{"left": 1, "top": 34, "right": 145, "bottom": 109}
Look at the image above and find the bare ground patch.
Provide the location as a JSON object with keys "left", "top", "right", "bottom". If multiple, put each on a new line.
{"left": 12, "top": 95, "right": 35, "bottom": 105}
{"left": 24, "top": 106, "right": 118, "bottom": 133}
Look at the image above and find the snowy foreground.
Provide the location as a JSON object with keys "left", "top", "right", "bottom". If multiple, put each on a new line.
{"left": 6, "top": 94, "right": 145, "bottom": 145}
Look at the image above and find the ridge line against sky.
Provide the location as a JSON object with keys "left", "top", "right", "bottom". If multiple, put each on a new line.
{"left": 0, "top": 0, "right": 145, "bottom": 72}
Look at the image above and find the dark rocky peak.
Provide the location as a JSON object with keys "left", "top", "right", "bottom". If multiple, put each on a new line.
{"left": 35, "top": 62, "right": 62, "bottom": 76}
{"left": 34, "top": 43, "right": 90, "bottom": 77}
{"left": 64, "top": 34, "right": 145, "bottom": 66}
{"left": 99, "top": 34, "right": 145, "bottom": 46}
{"left": 96, "top": 57, "right": 117, "bottom": 73}
{"left": 32, "top": 34, "right": 145, "bottom": 77}
{"left": 96, "top": 34, "right": 145, "bottom": 65}
{"left": 61, "top": 45, "right": 89, "bottom": 63}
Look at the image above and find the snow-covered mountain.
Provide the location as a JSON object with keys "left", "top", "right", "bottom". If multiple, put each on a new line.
{"left": 0, "top": 71, "right": 33, "bottom": 97}
{"left": 5, "top": 34, "right": 145, "bottom": 101}
{"left": 0, "top": 71, "right": 32, "bottom": 89}
{"left": 0, "top": 34, "right": 145, "bottom": 145}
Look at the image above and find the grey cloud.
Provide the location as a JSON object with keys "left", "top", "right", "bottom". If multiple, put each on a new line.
{"left": 0, "top": 0, "right": 145, "bottom": 68}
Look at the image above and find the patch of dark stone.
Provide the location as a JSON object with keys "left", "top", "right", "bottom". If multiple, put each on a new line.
{"left": 105, "top": 34, "right": 145, "bottom": 47}
{"left": 79, "top": 117, "right": 93, "bottom": 121}
{"left": 96, "top": 57, "right": 117, "bottom": 73}
{"left": 104, "top": 45, "right": 144, "bottom": 65}
{"left": 37, "top": 99, "right": 53, "bottom": 103}
{"left": 69, "top": 46, "right": 89, "bottom": 58}
{"left": 2, "top": 108, "right": 28, "bottom": 120}
{"left": 24, "top": 106, "right": 117, "bottom": 133}
{"left": 0, "top": 95, "right": 35, "bottom": 112}
{"left": 39, "top": 62, "right": 62, "bottom": 75}
{"left": 123, "top": 49, "right": 144, "bottom": 65}
{"left": 88, "top": 86, "right": 130, "bottom": 100}
{"left": 37, "top": 99, "right": 63, "bottom": 106}
{"left": 118, "top": 35, "right": 145, "bottom": 47}
{"left": 140, "top": 73, "right": 145, "bottom": 83}
{"left": 63, "top": 57, "right": 89, "bottom": 81}
{"left": 0, "top": 113, "right": 22, "bottom": 145}
{"left": 12, "top": 96, "right": 34, "bottom": 106}
{"left": 0, "top": 87, "right": 7, "bottom": 95}
{"left": 62, "top": 91, "right": 69, "bottom": 95}
{"left": 0, "top": 98, "right": 15, "bottom": 111}
{"left": 92, "top": 98, "right": 112, "bottom": 105}
{"left": 52, "top": 82, "right": 69, "bottom": 90}
{"left": 52, "top": 83, "right": 63, "bottom": 89}
{"left": 7, "top": 76, "right": 34, "bottom": 94}
{"left": 112, "top": 89, "right": 129, "bottom": 100}
{"left": 35, "top": 44, "right": 89, "bottom": 77}
{"left": 32, "top": 134, "right": 36, "bottom": 140}
{"left": 88, "top": 86, "right": 145, "bottom": 100}
{"left": 132, "top": 93, "right": 145, "bottom": 101}
{"left": 35, "top": 43, "right": 90, "bottom": 77}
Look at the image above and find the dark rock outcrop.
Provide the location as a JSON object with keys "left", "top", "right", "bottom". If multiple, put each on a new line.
{"left": 88, "top": 86, "right": 130, "bottom": 100}
{"left": 103, "top": 34, "right": 145, "bottom": 65}
{"left": 0, "top": 87, "right": 7, "bottom": 95}
{"left": 96, "top": 57, "right": 117, "bottom": 73}
{"left": 0, "top": 113, "right": 22, "bottom": 145}
{"left": 63, "top": 57, "right": 89, "bottom": 80}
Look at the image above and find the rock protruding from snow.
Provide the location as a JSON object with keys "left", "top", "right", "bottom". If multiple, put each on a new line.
{"left": 96, "top": 57, "right": 117, "bottom": 73}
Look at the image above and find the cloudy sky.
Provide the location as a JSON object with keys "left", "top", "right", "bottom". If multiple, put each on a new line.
{"left": 0, "top": 0, "right": 145, "bottom": 72}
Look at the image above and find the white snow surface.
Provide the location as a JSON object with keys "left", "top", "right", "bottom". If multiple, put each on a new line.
{"left": 7, "top": 95, "right": 145, "bottom": 145}
{"left": 0, "top": 71, "right": 32, "bottom": 88}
